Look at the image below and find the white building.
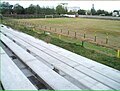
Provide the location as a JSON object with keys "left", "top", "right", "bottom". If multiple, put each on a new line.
{"left": 67, "top": 7, "right": 80, "bottom": 12}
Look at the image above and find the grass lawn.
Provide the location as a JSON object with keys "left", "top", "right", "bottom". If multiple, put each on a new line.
{"left": 14, "top": 18, "right": 120, "bottom": 49}
{"left": 2, "top": 21, "right": 120, "bottom": 71}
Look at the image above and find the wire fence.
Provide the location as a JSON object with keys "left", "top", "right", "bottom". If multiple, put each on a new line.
{"left": 16, "top": 21, "right": 119, "bottom": 48}
{"left": 2, "top": 14, "right": 67, "bottom": 19}
{"left": 3, "top": 17, "right": 120, "bottom": 58}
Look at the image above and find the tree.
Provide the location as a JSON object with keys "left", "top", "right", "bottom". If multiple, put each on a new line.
{"left": 13, "top": 4, "right": 24, "bottom": 14}
{"left": 35, "top": 5, "right": 41, "bottom": 14}
{"left": 96, "top": 9, "right": 105, "bottom": 15}
{"left": 96, "top": 9, "right": 111, "bottom": 16}
{"left": 56, "top": 5, "right": 67, "bottom": 15}
{"left": 0, "top": 2, "right": 13, "bottom": 14}
{"left": 78, "top": 9, "right": 86, "bottom": 15}
{"left": 91, "top": 8, "right": 96, "bottom": 15}
{"left": 25, "top": 4, "right": 36, "bottom": 14}
{"left": 45, "top": 7, "right": 55, "bottom": 15}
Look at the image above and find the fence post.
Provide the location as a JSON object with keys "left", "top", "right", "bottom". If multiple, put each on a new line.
{"left": 82, "top": 32, "right": 86, "bottom": 47}
{"left": 75, "top": 32, "right": 76, "bottom": 38}
{"left": 61, "top": 29, "right": 62, "bottom": 33}
{"left": 106, "top": 33, "right": 109, "bottom": 44}
{"left": 50, "top": 27, "right": 51, "bottom": 30}
{"left": 117, "top": 50, "right": 120, "bottom": 58}
{"left": 82, "top": 41, "right": 84, "bottom": 47}
{"left": 94, "top": 36, "right": 96, "bottom": 42}
{"left": 84, "top": 32, "right": 86, "bottom": 39}
{"left": 94, "top": 31, "right": 96, "bottom": 42}
{"left": 68, "top": 31, "right": 69, "bottom": 35}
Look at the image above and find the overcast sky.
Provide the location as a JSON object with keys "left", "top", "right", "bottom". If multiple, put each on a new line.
{"left": 2, "top": 0, "right": 120, "bottom": 12}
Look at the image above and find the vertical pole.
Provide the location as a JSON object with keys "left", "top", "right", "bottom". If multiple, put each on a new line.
{"left": 61, "top": 29, "right": 62, "bottom": 33}
{"left": 68, "top": 31, "right": 69, "bottom": 35}
{"left": 82, "top": 32, "right": 86, "bottom": 47}
{"left": 82, "top": 41, "right": 84, "bottom": 47}
{"left": 106, "top": 37, "right": 108, "bottom": 44}
{"left": 75, "top": 32, "right": 76, "bottom": 38}
{"left": 50, "top": 27, "right": 51, "bottom": 30}
{"left": 117, "top": 50, "right": 120, "bottom": 58}
{"left": 84, "top": 32, "right": 86, "bottom": 39}
{"left": 106, "top": 33, "right": 109, "bottom": 44}
{"left": 94, "top": 36, "right": 96, "bottom": 42}
{"left": 94, "top": 31, "right": 96, "bottom": 42}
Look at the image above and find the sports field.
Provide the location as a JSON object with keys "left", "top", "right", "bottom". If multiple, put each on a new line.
{"left": 15, "top": 18, "right": 120, "bottom": 48}
{"left": 2, "top": 18, "right": 120, "bottom": 70}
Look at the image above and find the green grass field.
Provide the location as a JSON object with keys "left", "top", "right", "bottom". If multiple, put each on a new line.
{"left": 15, "top": 18, "right": 120, "bottom": 49}
{"left": 2, "top": 21, "right": 120, "bottom": 71}
{"left": 2, "top": 18, "right": 120, "bottom": 70}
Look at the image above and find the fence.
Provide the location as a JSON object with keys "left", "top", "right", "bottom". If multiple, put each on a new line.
{"left": 2, "top": 14, "right": 67, "bottom": 19}
{"left": 3, "top": 18, "right": 120, "bottom": 58}
{"left": 17, "top": 22, "right": 119, "bottom": 47}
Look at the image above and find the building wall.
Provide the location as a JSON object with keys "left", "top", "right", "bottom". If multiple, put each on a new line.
{"left": 67, "top": 7, "right": 80, "bottom": 12}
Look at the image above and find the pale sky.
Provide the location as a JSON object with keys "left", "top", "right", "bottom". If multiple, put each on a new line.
{"left": 1, "top": 0, "right": 120, "bottom": 12}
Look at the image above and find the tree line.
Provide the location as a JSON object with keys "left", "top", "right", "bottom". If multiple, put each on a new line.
{"left": 0, "top": 2, "right": 112, "bottom": 16}
{"left": 0, "top": 2, "right": 56, "bottom": 15}
{"left": 78, "top": 9, "right": 112, "bottom": 16}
